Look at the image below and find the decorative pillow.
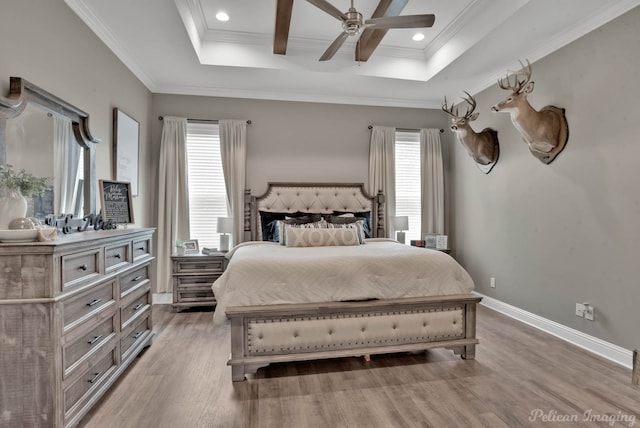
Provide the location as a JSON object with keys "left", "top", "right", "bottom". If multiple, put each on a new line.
{"left": 260, "top": 211, "right": 316, "bottom": 242}
{"left": 280, "top": 220, "right": 326, "bottom": 245}
{"left": 325, "top": 220, "right": 366, "bottom": 244}
{"left": 284, "top": 214, "right": 322, "bottom": 225}
{"left": 285, "top": 227, "right": 360, "bottom": 248}
{"left": 324, "top": 214, "right": 359, "bottom": 225}
{"left": 333, "top": 211, "right": 372, "bottom": 238}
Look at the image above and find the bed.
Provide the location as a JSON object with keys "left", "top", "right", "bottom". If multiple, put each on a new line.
{"left": 214, "top": 183, "right": 481, "bottom": 381}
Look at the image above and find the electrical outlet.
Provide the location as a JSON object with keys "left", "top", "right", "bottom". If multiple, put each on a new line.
{"left": 575, "top": 303, "right": 585, "bottom": 317}
{"left": 490, "top": 277, "right": 496, "bottom": 288}
{"left": 584, "top": 304, "right": 595, "bottom": 321}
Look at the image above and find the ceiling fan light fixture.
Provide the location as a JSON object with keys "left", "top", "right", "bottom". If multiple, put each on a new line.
{"left": 342, "top": 10, "right": 363, "bottom": 36}
{"left": 215, "top": 11, "right": 229, "bottom": 22}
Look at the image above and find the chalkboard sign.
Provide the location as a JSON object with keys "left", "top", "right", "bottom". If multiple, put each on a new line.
{"left": 99, "top": 180, "right": 134, "bottom": 224}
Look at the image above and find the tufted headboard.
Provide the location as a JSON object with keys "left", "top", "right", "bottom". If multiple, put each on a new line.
{"left": 243, "top": 183, "right": 385, "bottom": 241}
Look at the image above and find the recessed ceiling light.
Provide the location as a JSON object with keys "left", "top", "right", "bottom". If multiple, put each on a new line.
{"left": 216, "top": 11, "right": 229, "bottom": 22}
{"left": 412, "top": 33, "right": 425, "bottom": 41}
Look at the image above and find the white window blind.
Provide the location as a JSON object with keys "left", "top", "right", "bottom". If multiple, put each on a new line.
{"left": 395, "top": 131, "right": 421, "bottom": 242}
{"left": 186, "top": 123, "right": 228, "bottom": 250}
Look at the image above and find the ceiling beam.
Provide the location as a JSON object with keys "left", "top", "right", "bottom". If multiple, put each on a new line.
{"left": 274, "top": 0, "right": 294, "bottom": 55}
{"left": 356, "top": 0, "right": 409, "bottom": 62}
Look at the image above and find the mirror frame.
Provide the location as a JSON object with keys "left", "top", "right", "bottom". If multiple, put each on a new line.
{"left": 0, "top": 77, "right": 100, "bottom": 214}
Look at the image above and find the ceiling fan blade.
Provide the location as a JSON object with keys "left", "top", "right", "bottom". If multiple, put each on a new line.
{"left": 365, "top": 14, "right": 435, "bottom": 29}
{"left": 357, "top": 0, "right": 409, "bottom": 62}
{"left": 306, "top": 0, "right": 347, "bottom": 22}
{"left": 273, "top": 0, "right": 294, "bottom": 55}
{"left": 319, "top": 32, "right": 349, "bottom": 61}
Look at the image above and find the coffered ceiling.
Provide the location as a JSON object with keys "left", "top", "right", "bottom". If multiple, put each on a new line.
{"left": 65, "top": 0, "right": 640, "bottom": 108}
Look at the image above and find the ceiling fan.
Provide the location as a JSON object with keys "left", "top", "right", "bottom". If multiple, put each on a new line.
{"left": 274, "top": 0, "right": 435, "bottom": 61}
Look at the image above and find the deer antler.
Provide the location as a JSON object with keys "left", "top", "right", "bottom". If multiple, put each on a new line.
{"left": 498, "top": 59, "right": 532, "bottom": 93}
{"left": 441, "top": 96, "right": 459, "bottom": 118}
{"left": 461, "top": 91, "right": 477, "bottom": 118}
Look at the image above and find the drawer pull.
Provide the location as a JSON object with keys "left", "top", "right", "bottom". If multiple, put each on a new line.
{"left": 134, "top": 303, "right": 144, "bottom": 311}
{"left": 87, "top": 298, "right": 103, "bottom": 307}
{"left": 79, "top": 264, "right": 88, "bottom": 271}
{"left": 114, "top": 253, "right": 121, "bottom": 259}
{"left": 137, "top": 246, "right": 145, "bottom": 251}
{"left": 88, "top": 371, "right": 103, "bottom": 384}
{"left": 133, "top": 331, "right": 144, "bottom": 339}
{"left": 88, "top": 335, "right": 103, "bottom": 345}
{"left": 132, "top": 275, "right": 143, "bottom": 282}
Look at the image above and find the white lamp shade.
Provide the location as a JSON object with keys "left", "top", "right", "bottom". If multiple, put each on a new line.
{"left": 216, "top": 217, "right": 233, "bottom": 234}
{"left": 393, "top": 216, "right": 409, "bottom": 231}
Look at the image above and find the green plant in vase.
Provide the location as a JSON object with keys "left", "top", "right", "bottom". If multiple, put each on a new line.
{"left": 0, "top": 164, "right": 51, "bottom": 229}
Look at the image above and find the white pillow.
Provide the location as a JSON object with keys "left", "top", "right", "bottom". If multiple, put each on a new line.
{"left": 285, "top": 227, "right": 361, "bottom": 248}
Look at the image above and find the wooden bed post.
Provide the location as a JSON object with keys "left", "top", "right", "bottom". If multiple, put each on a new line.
{"left": 633, "top": 349, "right": 639, "bottom": 387}
{"left": 462, "top": 301, "right": 477, "bottom": 360}
{"left": 376, "top": 190, "right": 385, "bottom": 238}
{"left": 243, "top": 189, "right": 251, "bottom": 243}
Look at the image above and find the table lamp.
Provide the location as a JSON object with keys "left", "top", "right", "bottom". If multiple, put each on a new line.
{"left": 393, "top": 216, "right": 409, "bottom": 244}
{"left": 216, "top": 217, "right": 233, "bottom": 252}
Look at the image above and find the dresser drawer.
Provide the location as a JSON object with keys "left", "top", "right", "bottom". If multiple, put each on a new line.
{"left": 63, "top": 313, "right": 118, "bottom": 378}
{"left": 120, "top": 265, "right": 149, "bottom": 298}
{"left": 175, "top": 258, "right": 224, "bottom": 274}
{"left": 105, "top": 242, "right": 131, "bottom": 272}
{"left": 121, "top": 290, "right": 150, "bottom": 328}
{"left": 132, "top": 237, "right": 152, "bottom": 261}
{"left": 62, "top": 280, "right": 117, "bottom": 331}
{"left": 121, "top": 313, "right": 151, "bottom": 361}
{"left": 64, "top": 347, "right": 117, "bottom": 415}
{"left": 62, "top": 249, "right": 101, "bottom": 289}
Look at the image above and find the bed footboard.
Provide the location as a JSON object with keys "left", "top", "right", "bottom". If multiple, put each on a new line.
{"left": 226, "top": 294, "right": 481, "bottom": 382}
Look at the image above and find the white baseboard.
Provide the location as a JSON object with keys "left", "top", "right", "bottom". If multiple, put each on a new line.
{"left": 475, "top": 292, "right": 633, "bottom": 369}
{"left": 152, "top": 293, "right": 172, "bottom": 305}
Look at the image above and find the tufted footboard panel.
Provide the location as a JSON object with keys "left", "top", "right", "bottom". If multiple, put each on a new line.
{"left": 226, "top": 294, "right": 481, "bottom": 381}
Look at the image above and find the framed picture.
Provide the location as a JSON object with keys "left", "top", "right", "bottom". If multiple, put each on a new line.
{"left": 99, "top": 180, "right": 134, "bottom": 224}
{"left": 424, "top": 233, "right": 437, "bottom": 248}
{"left": 436, "top": 235, "right": 449, "bottom": 250}
{"left": 113, "top": 108, "right": 140, "bottom": 196}
{"left": 183, "top": 239, "right": 199, "bottom": 254}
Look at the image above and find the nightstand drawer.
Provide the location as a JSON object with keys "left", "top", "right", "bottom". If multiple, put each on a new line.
{"left": 62, "top": 280, "right": 117, "bottom": 331}
{"left": 63, "top": 313, "right": 118, "bottom": 377}
{"left": 176, "top": 275, "right": 219, "bottom": 289}
{"left": 105, "top": 242, "right": 131, "bottom": 272}
{"left": 178, "top": 288, "right": 215, "bottom": 303}
{"left": 121, "top": 313, "right": 151, "bottom": 360}
{"left": 62, "top": 249, "right": 101, "bottom": 289}
{"left": 175, "top": 258, "right": 224, "bottom": 273}
{"left": 120, "top": 265, "right": 149, "bottom": 297}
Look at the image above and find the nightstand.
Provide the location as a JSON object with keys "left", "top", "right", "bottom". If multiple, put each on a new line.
{"left": 171, "top": 252, "right": 226, "bottom": 311}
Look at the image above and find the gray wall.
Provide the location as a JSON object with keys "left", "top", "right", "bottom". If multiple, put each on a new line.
{"left": 0, "top": 0, "right": 154, "bottom": 226}
{"left": 151, "top": 94, "right": 452, "bottom": 228}
{"left": 451, "top": 7, "right": 640, "bottom": 350}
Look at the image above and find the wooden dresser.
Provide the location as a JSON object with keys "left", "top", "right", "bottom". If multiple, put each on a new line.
{"left": 0, "top": 228, "right": 155, "bottom": 427}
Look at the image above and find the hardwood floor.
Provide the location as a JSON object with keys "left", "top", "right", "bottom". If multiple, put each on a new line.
{"left": 79, "top": 305, "right": 640, "bottom": 428}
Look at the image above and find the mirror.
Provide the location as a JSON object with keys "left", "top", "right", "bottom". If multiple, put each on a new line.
{"left": 0, "top": 77, "right": 99, "bottom": 217}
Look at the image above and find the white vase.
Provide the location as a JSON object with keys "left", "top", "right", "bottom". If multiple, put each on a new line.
{"left": 0, "top": 188, "right": 28, "bottom": 229}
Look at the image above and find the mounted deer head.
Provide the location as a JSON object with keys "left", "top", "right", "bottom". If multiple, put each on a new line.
{"left": 442, "top": 91, "right": 499, "bottom": 174}
{"left": 491, "top": 60, "right": 569, "bottom": 164}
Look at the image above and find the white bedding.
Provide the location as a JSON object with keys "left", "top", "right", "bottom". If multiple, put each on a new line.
{"left": 212, "top": 239, "right": 474, "bottom": 324}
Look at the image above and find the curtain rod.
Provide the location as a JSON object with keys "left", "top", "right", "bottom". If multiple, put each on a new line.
{"left": 158, "top": 116, "right": 252, "bottom": 125}
{"left": 368, "top": 125, "right": 443, "bottom": 133}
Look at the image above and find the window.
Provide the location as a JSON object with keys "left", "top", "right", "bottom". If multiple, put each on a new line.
{"left": 395, "top": 131, "right": 421, "bottom": 242}
{"left": 185, "top": 122, "right": 228, "bottom": 249}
